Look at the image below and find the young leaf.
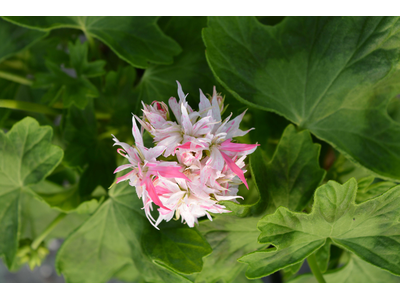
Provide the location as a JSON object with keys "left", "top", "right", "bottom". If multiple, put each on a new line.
{"left": 3, "top": 16, "right": 181, "bottom": 69}
{"left": 291, "top": 255, "right": 400, "bottom": 283}
{"left": 0, "top": 17, "right": 47, "bottom": 64}
{"left": 0, "top": 117, "right": 63, "bottom": 267}
{"left": 239, "top": 178, "right": 400, "bottom": 279}
{"left": 33, "top": 40, "right": 105, "bottom": 109}
{"left": 251, "top": 124, "right": 326, "bottom": 215}
{"left": 203, "top": 16, "right": 400, "bottom": 180}
{"left": 56, "top": 181, "right": 211, "bottom": 282}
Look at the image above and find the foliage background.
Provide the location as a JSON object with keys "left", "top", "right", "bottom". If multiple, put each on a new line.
{"left": 1, "top": 16, "right": 400, "bottom": 283}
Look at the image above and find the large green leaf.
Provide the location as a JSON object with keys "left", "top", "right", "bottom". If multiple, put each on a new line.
{"left": 203, "top": 16, "right": 400, "bottom": 180}
{"left": 0, "top": 117, "right": 63, "bottom": 267}
{"left": 134, "top": 16, "right": 217, "bottom": 112}
{"left": 2, "top": 16, "right": 181, "bottom": 69}
{"left": 0, "top": 18, "right": 47, "bottom": 64}
{"left": 239, "top": 178, "right": 400, "bottom": 279}
{"left": 195, "top": 216, "right": 261, "bottom": 283}
{"left": 56, "top": 180, "right": 211, "bottom": 282}
{"left": 291, "top": 254, "right": 400, "bottom": 283}
{"left": 249, "top": 124, "right": 325, "bottom": 215}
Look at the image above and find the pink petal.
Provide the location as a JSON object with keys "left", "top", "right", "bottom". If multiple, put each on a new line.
{"left": 114, "top": 164, "right": 133, "bottom": 174}
{"left": 144, "top": 177, "right": 170, "bottom": 211}
{"left": 148, "top": 165, "right": 190, "bottom": 181}
{"left": 220, "top": 140, "right": 259, "bottom": 152}
{"left": 220, "top": 151, "right": 249, "bottom": 189}
{"left": 131, "top": 115, "right": 144, "bottom": 147}
{"left": 176, "top": 80, "right": 187, "bottom": 102}
{"left": 199, "top": 88, "right": 211, "bottom": 113}
{"left": 168, "top": 97, "right": 181, "bottom": 123}
{"left": 116, "top": 170, "right": 136, "bottom": 183}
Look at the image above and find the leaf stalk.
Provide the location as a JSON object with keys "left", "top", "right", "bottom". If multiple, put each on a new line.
{"left": 31, "top": 213, "right": 66, "bottom": 250}
{"left": 307, "top": 253, "right": 326, "bottom": 283}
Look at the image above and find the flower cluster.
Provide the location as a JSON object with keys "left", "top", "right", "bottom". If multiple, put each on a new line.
{"left": 112, "top": 82, "right": 259, "bottom": 229}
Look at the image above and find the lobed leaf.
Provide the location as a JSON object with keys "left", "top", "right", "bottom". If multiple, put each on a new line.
{"left": 3, "top": 16, "right": 182, "bottom": 68}
{"left": 0, "top": 117, "right": 63, "bottom": 267}
{"left": 203, "top": 16, "right": 400, "bottom": 180}
{"left": 239, "top": 178, "right": 400, "bottom": 279}
{"left": 56, "top": 180, "right": 211, "bottom": 282}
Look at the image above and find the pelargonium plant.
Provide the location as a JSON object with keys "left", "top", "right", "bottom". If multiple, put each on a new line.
{"left": 112, "top": 82, "right": 258, "bottom": 228}
{"left": 1, "top": 16, "right": 400, "bottom": 284}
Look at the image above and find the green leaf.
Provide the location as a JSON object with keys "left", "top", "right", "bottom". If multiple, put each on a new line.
{"left": 143, "top": 223, "right": 212, "bottom": 274}
{"left": 62, "top": 100, "right": 115, "bottom": 196}
{"left": 239, "top": 178, "right": 400, "bottom": 279}
{"left": 0, "top": 18, "right": 47, "bottom": 64}
{"left": 33, "top": 40, "right": 104, "bottom": 109}
{"left": 195, "top": 216, "right": 261, "bottom": 283}
{"left": 134, "top": 16, "right": 217, "bottom": 112}
{"left": 68, "top": 39, "right": 106, "bottom": 78}
{"left": 291, "top": 254, "right": 400, "bottom": 283}
{"left": 56, "top": 181, "right": 210, "bottom": 282}
{"left": 0, "top": 117, "right": 63, "bottom": 267}
{"left": 3, "top": 16, "right": 181, "bottom": 68}
{"left": 96, "top": 66, "right": 137, "bottom": 127}
{"left": 356, "top": 176, "right": 397, "bottom": 203}
{"left": 251, "top": 124, "right": 326, "bottom": 215}
{"left": 203, "top": 16, "right": 400, "bottom": 180}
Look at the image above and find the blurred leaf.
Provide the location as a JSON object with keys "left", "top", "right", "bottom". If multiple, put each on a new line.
{"left": 356, "top": 176, "right": 398, "bottom": 203}
{"left": 56, "top": 181, "right": 209, "bottom": 282}
{"left": 33, "top": 40, "right": 105, "bottom": 109}
{"left": 204, "top": 16, "right": 400, "bottom": 180}
{"left": 96, "top": 66, "right": 137, "bottom": 127}
{"left": 239, "top": 178, "right": 400, "bottom": 279}
{"left": 0, "top": 17, "right": 47, "bottom": 64}
{"left": 291, "top": 254, "right": 400, "bottom": 283}
{"left": 62, "top": 100, "right": 115, "bottom": 196}
{"left": 3, "top": 16, "right": 181, "bottom": 68}
{"left": 0, "top": 117, "right": 63, "bottom": 268}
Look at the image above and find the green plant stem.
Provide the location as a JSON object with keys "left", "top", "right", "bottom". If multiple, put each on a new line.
{"left": 307, "top": 253, "right": 326, "bottom": 283}
{"left": 0, "top": 99, "right": 61, "bottom": 115}
{"left": 0, "top": 70, "right": 32, "bottom": 86}
{"left": 0, "top": 99, "right": 110, "bottom": 119}
{"left": 31, "top": 213, "right": 66, "bottom": 250}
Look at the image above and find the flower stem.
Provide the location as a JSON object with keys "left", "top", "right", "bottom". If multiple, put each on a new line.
{"left": 0, "top": 99, "right": 61, "bottom": 116}
{"left": 307, "top": 253, "right": 326, "bottom": 283}
{"left": 0, "top": 70, "right": 33, "bottom": 86}
{"left": 31, "top": 213, "right": 66, "bottom": 250}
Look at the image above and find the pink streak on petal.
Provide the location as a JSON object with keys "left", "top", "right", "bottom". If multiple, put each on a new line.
{"left": 220, "top": 151, "right": 249, "bottom": 189}
{"left": 155, "top": 186, "right": 171, "bottom": 195}
{"left": 220, "top": 140, "right": 260, "bottom": 152}
{"left": 144, "top": 177, "right": 170, "bottom": 211}
{"left": 149, "top": 165, "right": 190, "bottom": 181}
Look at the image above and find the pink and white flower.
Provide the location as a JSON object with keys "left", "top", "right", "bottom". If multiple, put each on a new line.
{"left": 112, "top": 81, "right": 259, "bottom": 229}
